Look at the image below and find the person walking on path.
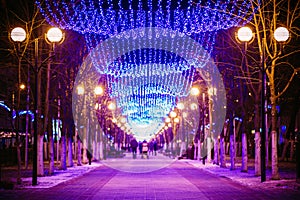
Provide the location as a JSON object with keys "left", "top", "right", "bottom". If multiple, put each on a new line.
{"left": 87, "top": 150, "right": 93, "bottom": 165}
{"left": 149, "top": 140, "right": 154, "bottom": 156}
{"left": 138, "top": 141, "right": 143, "bottom": 155}
{"left": 130, "top": 138, "right": 138, "bottom": 159}
{"left": 141, "top": 140, "right": 149, "bottom": 159}
{"left": 153, "top": 139, "right": 158, "bottom": 156}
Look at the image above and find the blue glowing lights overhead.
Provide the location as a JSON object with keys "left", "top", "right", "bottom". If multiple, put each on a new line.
{"left": 37, "top": 0, "right": 254, "bottom": 136}
{"left": 36, "top": 0, "right": 253, "bottom": 35}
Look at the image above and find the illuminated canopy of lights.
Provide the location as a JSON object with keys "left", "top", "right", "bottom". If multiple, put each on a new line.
{"left": 36, "top": 0, "right": 253, "bottom": 35}
{"left": 36, "top": 0, "right": 254, "bottom": 137}
{"left": 87, "top": 28, "right": 207, "bottom": 128}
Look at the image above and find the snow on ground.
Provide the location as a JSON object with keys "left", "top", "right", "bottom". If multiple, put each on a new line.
{"left": 20, "top": 162, "right": 103, "bottom": 189}
{"left": 185, "top": 159, "right": 300, "bottom": 191}
{"left": 17, "top": 156, "right": 300, "bottom": 192}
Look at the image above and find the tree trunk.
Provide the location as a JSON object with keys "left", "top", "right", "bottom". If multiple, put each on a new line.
{"left": 241, "top": 132, "right": 248, "bottom": 172}
{"left": 220, "top": 135, "right": 226, "bottom": 168}
{"left": 67, "top": 124, "right": 73, "bottom": 167}
{"left": 99, "top": 127, "right": 104, "bottom": 160}
{"left": 197, "top": 141, "right": 201, "bottom": 161}
{"left": 43, "top": 49, "right": 51, "bottom": 171}
{"left": 270, "top": 97, "right": 280, "bottom": 179}
{"left": 48, "top": 116, "right": 54, "bottom": 175}
{"left": 280, "top": 139, "right": 289, "bottom": 161}
{"left": 96, "top": 134, "right": 100, "bottom": 161}
{"left": 82, "top": 117, "right": 88, "bottom": 164}
{"left": 24, "top": 63, "right": 30, "bottom": 169}
{"left": 207, "top": 97, "right": 213, "bottom": 163}
{"left": 60, "top": 109, "right": 67, "bottom": 170}
{"left": 193, "top": 140, "right": 197, "bottom": 160}
{"left": 230, "top": 134, "right": 235, "bottom": 170}
{"left": 271, "top": 129, "right": 279, "bottom": 179}
{"left": 92, "top": 139, "right": 96, "bottom": 161}
{"left": 67, "top": 137, "right": 73, "bottom": 167}
{"left": 77, "top": 136, "right": 82, "bottom": 166}
{"left": 83, "top": 137, "right": 88, "bottom": 164}
{"left": 180, "top": 141, "right": 186, "bottom": 157}
{"left": 254, "top": 102, "right": 261, "bottom": 176}
{"left": 255, "top": 131, "right": 261, "bottom": 176}
{"left": 16, "top": 135, "right": 22, "bottom": 184}
{"left": 290, "top": 141, "right": 294, "bottom": 161}
{"left": 37, "top": 135, "right": 44, "bottom": 176}
{"left": 207, "top": 137, "right": 211, "bottom": 163}
{"left": 99, "top": 141, "right": 103, "bottom": 160}
{"left": 235, "top": 120, "right": 241, "bottom": 157}
{"left": 60, "top": 134, "right": 67, "bottom": 170}
{"left": 43, "top": 142, "right": 48, "bottom": 161}
{"left": 37, "top": 59, "right": 44, "bottom": 176}
{"left": 213, "top": 137, "right": 219, "bottom": 165}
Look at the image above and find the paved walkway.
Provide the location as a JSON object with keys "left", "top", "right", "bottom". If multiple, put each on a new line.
{"left": 1, "top": 153, "right": 299, "bottom": 200}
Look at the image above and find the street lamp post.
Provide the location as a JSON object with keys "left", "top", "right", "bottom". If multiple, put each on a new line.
{"left": 10, "top": 27, "right": 27, "bottom": 184}
{"left": 11, "top": 27, "right": 64, "bottom": 185}
{"left": 191, "top": 87, "right": 205, "bottom": 161}
{"left": 31, "top": 27, "right": 64, "bottom": 186}
{"left": 237, "top": 26, "right": 289, "bottom": 182}
{"left": 237, "top": 26, "right": 267, "bottom": 181}
{"left": 94, "top": 85, "right": 104, "bottom": 160}
{"left": 76, "top": 85, "right": 85, "bottom": 166}
{"left": 169, "top": 110, "right": 179, "bottom": 158}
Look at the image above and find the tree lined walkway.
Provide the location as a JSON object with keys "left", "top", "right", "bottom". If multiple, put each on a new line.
{"left": 1, "top": 158, "right": 299, "bottom": 200}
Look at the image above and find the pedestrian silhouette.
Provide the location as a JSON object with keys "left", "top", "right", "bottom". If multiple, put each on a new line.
{"left": 87, "top": 150, "right": 92, "bottom": 165}
{"left": 130, "top": 138, "right": 138, "bottom": 159}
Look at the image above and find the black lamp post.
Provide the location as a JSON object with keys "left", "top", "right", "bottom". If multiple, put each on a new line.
{"left": 10, "top": 27, "right": 64, "bottom": 186}
{"left": 10, "top": 27, "right": 27, "bottom": 184}
{"left": 237, "top": 26, "right": 290, "bottom": 182}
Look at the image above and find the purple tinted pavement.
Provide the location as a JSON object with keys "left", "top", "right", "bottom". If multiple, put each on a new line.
{"left": 1, "top": 159, "right": 299, "bottom": 200}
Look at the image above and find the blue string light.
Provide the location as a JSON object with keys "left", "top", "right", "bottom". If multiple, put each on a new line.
{"left": 0, "top": 102, "right": 11, "bottom": 112}
{"left": 85, "top": 27, "right": 212, "bottom": 126}
{"left": 36, "top": 0, "right": 253, "bottom": 35}
{"left": 35, "top": 0, "right": 255, "bottom": 136}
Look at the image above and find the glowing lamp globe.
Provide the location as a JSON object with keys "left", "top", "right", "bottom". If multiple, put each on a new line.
{"left": 177, "top": 102, "right": 184, "bottom": 110}
{"left": 237, "top": 27, "right": 253, "bottom": 42}
{"left": 274, "top": 27, "right": 289, "bottom": 42}
{"left": 191, "top": 87, "right": 200, "bottom": 96}
{"left": 46, "top": 27, "right": 63, "bottom": 43}
{"left": 174, "top": 117, "right": 180, "bottom": 123}
{"left": 20, "top": 84, "right": 26, "bottom": 90}
{"left": 11, "top": 27, "right": 26, "bottom": 42}
{"left": 108, "top": 102, "right": 116, "bottom": 110}
{"left": 165, "top": 117, "right": 171, "bottom": 123}
{"left": 77, "top": 86, "right": 84, "bottom": 95}
{"left": 120, "top": 117, "right": 126, "bottom": 123}
{"left": 170, "top": 111, "right": 177, "bottom": 118}
{"left": 94, "top": 86, "right": 103, "bottom": 95}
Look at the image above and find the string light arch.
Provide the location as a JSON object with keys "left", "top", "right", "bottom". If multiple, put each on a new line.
{"left": 39, "top": 0, "right": 255, "bottom": 137}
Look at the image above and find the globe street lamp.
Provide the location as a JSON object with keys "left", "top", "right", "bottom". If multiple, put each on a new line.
{"left": 10, "top": 27, "right": 26, "bottom": 42}
{"left": 94, "top": 86, "right": 104, "bottom": 96}
{"left": 236, "top": 26, "right": 289, "bottom": 182}
{"left": 273, "top": 27, "right": 290, "bottom": 42}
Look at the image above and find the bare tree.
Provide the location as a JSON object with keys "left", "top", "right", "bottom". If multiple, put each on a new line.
{"left": 247, "top": 0, "right": 300, "bottom": 179}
